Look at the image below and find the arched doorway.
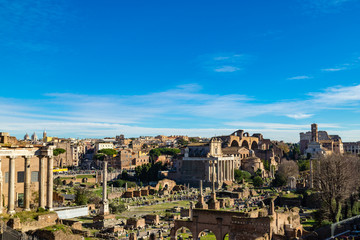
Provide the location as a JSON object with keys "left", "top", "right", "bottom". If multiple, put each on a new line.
{"left": 198, "top": 229, "right": 216, "bottom": 240}
{"left": 251, "top": 141, "right": 258, "bottom": 150}
{"left": 296, "top": 229, "right": 302, "bottom": 238}
{"left": 231, "top": 140, "right": 239, "bottom": 147}
{"left": 176, "top": 227, "right": 193, "bottom": 240}
{"left": 241, "top": 140, "right": 249, "bottom": 148}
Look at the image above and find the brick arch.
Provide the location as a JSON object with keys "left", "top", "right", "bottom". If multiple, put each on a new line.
{"left": 198, "top": 229, "right": 217, "bottom": 240}
{"left": 171, "top": 226, "right": 194, "bottom": 240}
{"left": 197, "top": 227, "right": 220, "bottom": 240}
{"left": 251, "top": 141, "right": 258, "bottom": 150}
{"left": 222, "top": 232, "right": 230, "bottom": 240}
{"left": 230, "top": 140, "right": 240, "bottom": 147}
{"left": 295, "top": 227, "right": 303, "bottom": 238}
{"left": 241, "top": 140, "right": 249, "bottom": 148}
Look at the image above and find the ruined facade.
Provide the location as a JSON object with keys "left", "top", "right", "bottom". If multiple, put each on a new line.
{"left": 171, "top": 200, "right": 302, "bottom": 240}
{"left": 175, "top": 130, "right": 278, "bottom": 187}
{"left": 0, "top": 144, "right": 55, "bottom": 214}
{"left": 300, "top": 123, "right": 344, "bottom": 157}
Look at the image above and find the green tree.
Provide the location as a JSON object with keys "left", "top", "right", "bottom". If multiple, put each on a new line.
{"left": 54, "top": 177, "right": 62, "bottom": 187}
{"left": 94, "top": 153, "right": 105, "bottom": 160}
{"left": 177, "top": 138, "right": 189, "bottom": 146}
{"left": 109, "top": 202, "right": 126, "bottom": 214}
{"left": 234, "top": 169, "right": 251, "bottom": 183}
{"left": 253, "top": 176, "right": 264, "bottom": 187}
{"left": 135, "top": 162, "right": 167, "bottom": 183}
{"left": 121, "top": 170, "right": 129, "bottom": 180}
{"left": 111, "top": 179, "right": 136, "bottom": 188}
{"left": 53, "top": 148, "right": 66, "bottom": 167}
{"left": 53, "top": 148, "right": 66, "bottom": 156}
{"left": 98, "top": 148, "right": 117, "bottom": 156}
{"left": 74, "top": 188, "right": 88, "bottom": 205}
{"left": 262, "top": 159, "right": 270, "bottom": 171}
{"left": 272, "top": 173, "right": 287, "bottom": 187}
{"left": 297, "top": 159, "right": 310, "bottom": 171}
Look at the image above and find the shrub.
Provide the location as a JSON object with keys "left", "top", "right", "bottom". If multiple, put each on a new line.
{"left": 253, "top": 176, "right": 264, "bottom": 187}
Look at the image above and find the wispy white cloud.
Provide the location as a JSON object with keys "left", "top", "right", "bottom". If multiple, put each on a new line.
{"left": 322, "top": 67, "right": 347, "bottom": 72}
{"left": 1, "top": 83, "right": 360, "bottom": 141}
{"left": 286, "top": 113, "right": 314, "bottom": 119}
{"left": 224, "top": 122, "right": 339, "bottom": 129}
{"left": 199, "top": 53, "right": 251, "bottom": 73}
{"left": 321, "top": 56, "right": 360, "bottom": 72}
{"left": 214, "top": 66, "right": 241, "bottom": 72}
{"left": 309, "top": 84, "right": 360, "bottom": 105}
{"left": 287, "top": 75, "right": 312, "bottom": 80}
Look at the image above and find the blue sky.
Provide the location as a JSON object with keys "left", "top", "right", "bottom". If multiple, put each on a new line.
{"left": 1, "top": 0, "right": 360, "bottom": 142}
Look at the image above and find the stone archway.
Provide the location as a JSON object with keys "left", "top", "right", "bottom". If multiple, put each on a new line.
{"left": 175, "top": 227, "right": 193, "bottom": 240}
{"left": 241, "top": 140, "right": 249, "bottom": 148}
{"left": 198, "top": 229, "right": 216, "bottom": 240}
{"left": 230, "top": 140, "right": 239, "bottom": 147}
{"left": 251, "top": 141, "right": 258, "bottom": 150}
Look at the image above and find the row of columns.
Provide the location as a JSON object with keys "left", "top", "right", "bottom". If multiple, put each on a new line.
{"left": 1, "top": 155, "right": 53, "bottom": 215}
{"left": 216, "top": 160, "right": 234, "bottom": 183}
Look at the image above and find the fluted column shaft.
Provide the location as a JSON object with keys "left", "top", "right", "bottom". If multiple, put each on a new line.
{"left": 102, "top": 161, "right": 107, "bottom": 201}
{"left": 226, "top": 161, "right": 229, "bottom": 181}
{"left": 0, "top": 159, "right": 3, "bottom": 214}
{"left": 46, "top": 156, "right": 53, "bottom": 210}
{"left": 232, "top": 160, "right": 234, "bottom": 181}
{"left": 8, "top": 156, "right": 16, "bottom": 214}
{"left": 222, "top": 161, "right": 225, "bottom": 181}
{"left": 24, "top": 156, "right": 31, "bottom": 211}
{"left": 39, "top": 156, "right": 46, "bottom": 208}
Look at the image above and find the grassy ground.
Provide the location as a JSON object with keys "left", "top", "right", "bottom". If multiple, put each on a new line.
{"left": 3, "top": 210, "right": 53, "bottom": 223}
{"left": 119, "top": 200, "right": 190, "bottom": 218}
{"left": 302, "top": 219, "right": 316, "bottom": 231}
{"left": 282, "top": 192, "right": 301, "bottom": 198}
{"left": 44, "top": 224, "right": 71, "bottom": 233}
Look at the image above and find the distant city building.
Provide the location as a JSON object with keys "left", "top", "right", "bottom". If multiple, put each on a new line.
{"left": 31, "top": 132, "right": 38, "bottom": 142}
{"left": 95, "top": 142, "right": 114, "bottom": 153}
{"left": 52, "top": 139, "right": 86, "bottom": 167}
{"left": 300, "top": 123, "right": 344, "bottom": 157}
{"left": 24, "top": 133, "right": 30, "bottom": 141}
{"left": 0, "top": 132, "right": 18, "bottom": 145}
{"left": 110, "top": 149, "right": 149, "bottom": 170}
{"left": 343, "top": 142, "right": 360, "bottom": 155}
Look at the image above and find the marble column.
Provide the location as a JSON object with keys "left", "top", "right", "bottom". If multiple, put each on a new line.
{"left": 221, "top": 161, "right": 224, "bottom": 181}
{"left": 39, "top": 156, "right": 46, "bottom": 208}
{"left": 24, "top": 156, "right": 31, "bottom": 211}
{"left": 218, "top": 161, "right": 221, "bottom": 181}
{"left": 226, "top": 160, "right": 228, "bottom": 181}
{"left": 46, "top": 156, "right": 54, "bottom": 210}
{"left": 232, "top": 160, "right": 235, "bottom": 181}
{"left": 223, "top": 161, "right": 226, "bottom": 181}
{"left": 8, "top": 156, "right": 16, "bottom": 215}
{"left": 309, "top": 159, "right": 313, "bottom": 189}
{"left": 217, "top": 161, "right": 219, "bottom": 183}
{"left": 0, "top": 158, "right": 3, "bottom": 214}
{"left": 207, "top": 162, "right": 211, "bottom": 182}
{"left": 100, "top": 160, "right": 109, "bottom": 215}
